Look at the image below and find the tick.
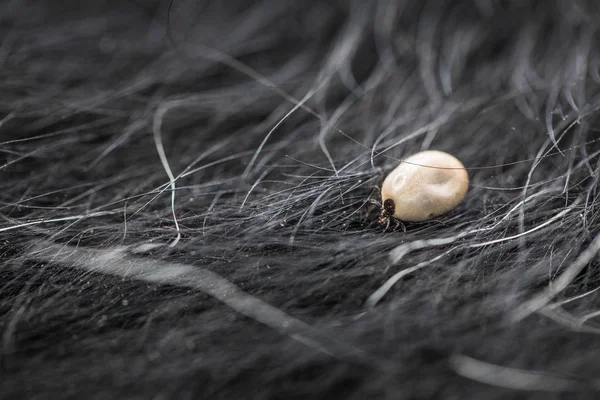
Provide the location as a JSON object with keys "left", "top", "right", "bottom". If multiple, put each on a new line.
{"left": 379, "top": 150, "right": 469, "bottom": 223}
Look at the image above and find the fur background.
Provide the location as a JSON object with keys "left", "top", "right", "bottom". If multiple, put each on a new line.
{"left": 2, "top": 0, "right": 600, "bottom": 398}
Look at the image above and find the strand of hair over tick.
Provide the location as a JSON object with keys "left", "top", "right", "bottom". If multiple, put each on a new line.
{"left": 397, "top": 136, "right": 600, "bottom": 171}
{"left": 165, "top": 1, "right": 600, "bottom": 173}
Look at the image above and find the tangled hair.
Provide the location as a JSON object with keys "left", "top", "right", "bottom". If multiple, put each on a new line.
{"left": 3, "top": 0, "right": 600, "bottom": 398}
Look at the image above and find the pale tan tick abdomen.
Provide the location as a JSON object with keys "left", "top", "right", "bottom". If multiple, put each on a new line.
{"left": 381, "top": 150, "right": 469, "bottom": 222}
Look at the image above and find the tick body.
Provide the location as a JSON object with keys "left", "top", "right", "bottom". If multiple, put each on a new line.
{"left": 380, "top": 150, "right": 469, "bottom": 222}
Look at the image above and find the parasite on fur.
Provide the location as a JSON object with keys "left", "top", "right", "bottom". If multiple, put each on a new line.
{"left": 380, "top": 150, "right": 469, "bottom": 223}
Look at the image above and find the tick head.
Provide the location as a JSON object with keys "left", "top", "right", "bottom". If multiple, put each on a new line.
{"left": 383, "top": 198, "right": 395, "bottom": 217}
{"left": 379, "top": 198, "right": 396, "bottom": 225}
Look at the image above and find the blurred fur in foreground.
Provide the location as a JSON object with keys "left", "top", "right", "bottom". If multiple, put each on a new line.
{"left": 2, "top": 0, "right": 600, "bottom": 398}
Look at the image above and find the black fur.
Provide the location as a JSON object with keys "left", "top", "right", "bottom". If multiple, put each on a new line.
{"left": 2, "top": 0, "right": 600, "bottom": 398}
